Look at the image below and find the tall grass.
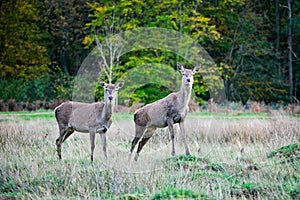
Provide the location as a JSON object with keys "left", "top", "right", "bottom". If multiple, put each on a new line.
{"left": 0, "top": 112, "right": 299, "bottom": 199}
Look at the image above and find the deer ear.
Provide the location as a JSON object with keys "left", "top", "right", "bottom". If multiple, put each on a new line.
{"left": 100, "top": 81, "right": 107, "bottom": 87}
{"left": 116, "top": 81, "right": 124, "bottom": 89}
{"left": 193, "top": 65, "right": 200, "bottom": 74}
{"left": 177, "top": 62, "right": 184, "bottom": 73}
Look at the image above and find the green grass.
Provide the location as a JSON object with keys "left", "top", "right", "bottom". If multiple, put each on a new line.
{"left": 0, "top": 110, "right": 55, "bottom": 120}
{"left": 151, "top": 188, "right": 207, "bottom": 199}
{"left": 0, "top": 111, "right": 299, "bottom": 199}
{"left": 0, "top": 110, "right": 271, "bottom": 122}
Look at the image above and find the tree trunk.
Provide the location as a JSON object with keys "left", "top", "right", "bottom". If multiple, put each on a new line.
{"left": 287, "top": 0, "right": 293, "bottom": 102}
{"left": 275, "top": 0, "right": 280, "bottom": 51}
{"left": 274, "top": 0, "right": 283, "bottom": 86}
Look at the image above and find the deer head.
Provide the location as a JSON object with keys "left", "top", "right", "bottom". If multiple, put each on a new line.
{"left": 177, "top": 62, "right": 200, "bottom": 86}
{"left": 100, "top": 81, "right": 124, "bottom": 102}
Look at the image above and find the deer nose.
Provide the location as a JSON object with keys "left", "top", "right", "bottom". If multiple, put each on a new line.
{"left": 108, "top": 96, "right": 113, "bottom": 101}
{"left": 186, "top": 78, "right": 191, "bottom": 82}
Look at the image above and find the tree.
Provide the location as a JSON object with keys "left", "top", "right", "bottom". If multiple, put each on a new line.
{"left": 0, "top": 0, "right": 52, "bottom": 102}
{"left": 85, "top": 0, "right": 222, "bottom": 103}
{"left": 0, "top": 0, "right": 49, "bottom": 81}
{"left": 38, "top": 0, "right": 96, "bottom": 78}
{"left": 94, "top": 21, "right": 123, "bottom": 84}
{"left": 287, "top": 0, "right": 293, "bottom": 102}
{"left": 203, "top": 0, "right": 289, "bottom": 103}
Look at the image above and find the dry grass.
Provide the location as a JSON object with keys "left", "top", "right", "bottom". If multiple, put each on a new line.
{"left": 0, "top": 112, "right": 299, "bottom": 199}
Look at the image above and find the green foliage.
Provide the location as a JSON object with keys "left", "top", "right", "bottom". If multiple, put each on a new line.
{"left": 38, "top": 0, "right": 95, "bottom": 77}
{"left": 204, "top": 0, "right": 288, "bottom": 103}
{"left": 51, "top": 69, "right": 74, "bottom": 100}
{"left": 1, "top": 0, "right": 300, "bottom": 103}
{"left": 0, "top": 0, "right": 50, "bottom": 81}
{"left": 0, "top": 66, "right": 72, "bottom": 102}
{"left": 86, "top": 0, "right": 222, "bottom": 103}
{"left": 131, "top": 83, "right": 171, "bottom": 105}
{"left": 119, "top": 63, "right": 180, "bottom": 104}
{"left": 85, "top": 0, "right": 295, "bottom": 104}
{"left": 0, "top": 78, "right": 50, "bottom": 102}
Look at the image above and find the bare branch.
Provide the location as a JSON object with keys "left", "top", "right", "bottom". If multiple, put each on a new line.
{"left": 98, "top": 60, "right": 109, "bottom": 78}
{"left": 279, "top": 4, "right": 289, "bottom": 9}
{"left": 95, "top": 35, "right": 109, "bottom": 71}
{"left": 288, "top": 47, "right": 298, "bottom": 59}
{"left": 94, "top": 13, "right": 123, "bottom": 83}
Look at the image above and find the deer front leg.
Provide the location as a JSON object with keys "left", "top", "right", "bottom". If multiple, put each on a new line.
{"left": 97, "top": 119, "right": 112, "bottom": 133}
{"left": 100, "top": 133, "right": 107, "bottom": 159}
{"left": 179, "top": 122, "right": 191, "bottom": 155}
{"left": 89, "top": 131, "right": 96, "bottom": 163}
{"left": 167, "top": 118, "right": 176, "bottom": 156}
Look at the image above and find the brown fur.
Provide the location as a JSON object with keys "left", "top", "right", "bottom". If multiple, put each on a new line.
{"left": 134, "top": 109, "right": 150, "bottom": 127}
{"left": 55, "top": 102, "right": 73, "bottom": 125}
{"left": 55, "top": 81, "right": 124, "bottom": 162}
{"left": 130, "top": 63, "right": 200, "bottom": 161}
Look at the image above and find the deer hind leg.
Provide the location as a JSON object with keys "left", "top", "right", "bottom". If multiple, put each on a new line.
{"left": 62, "top": 128, "right": 74, "bottom": 143}
{"left": 134, "top": 127, "right": 155, "bottom": 161}
{"left": 179, "top": 122, "right": 191, "bottom": 155}
{"left": 167, "top": 118, "right": 176, "bottom": 156}
{"left": 56, "top": 125, "right": 73, "bottom": 160}
{"left": 129, "top": 125, "right": 146, "bottom": 160}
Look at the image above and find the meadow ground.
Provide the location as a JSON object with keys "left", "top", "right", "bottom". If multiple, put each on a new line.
{"left": 0, "top": 110, "right": 299, "bottom": 199}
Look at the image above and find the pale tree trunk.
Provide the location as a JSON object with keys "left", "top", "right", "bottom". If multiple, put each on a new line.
{"left": 95, "top": 17, "right": 122, "bottom": 105}
{"left": 95, "top": 34, "right": 121, "bottom": 84}
{"left": 287, "top": 0, "right": 293, "bottom": 103}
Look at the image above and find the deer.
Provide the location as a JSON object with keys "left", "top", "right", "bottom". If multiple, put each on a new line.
{"left": 54, "top": 80, "right": 124, "bottom": 162}
{"left": 129, "top": 62, "right": 200, "bottom": 161}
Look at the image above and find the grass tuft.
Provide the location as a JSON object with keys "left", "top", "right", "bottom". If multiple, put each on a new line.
{"left": 151, "top": 188, "right": 207, "bottom": 200}
{"left": 267, "top": 143, "right": 300, "bottom": 159}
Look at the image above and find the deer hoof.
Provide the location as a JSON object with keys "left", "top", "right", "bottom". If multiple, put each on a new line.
{"left": 134, "top": 154, "right": 139, "bottom": 161}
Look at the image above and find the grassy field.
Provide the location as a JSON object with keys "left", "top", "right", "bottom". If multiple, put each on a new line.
{"left": 0, "top": 111, "right": 299, "bottom": 199}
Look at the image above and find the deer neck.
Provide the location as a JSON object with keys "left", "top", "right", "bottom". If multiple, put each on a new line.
{"left": 103, "top": 99, "right": 113, "bottom": 120}
{"left": 178, "top": 83, "right": 192, "bottom": 109}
